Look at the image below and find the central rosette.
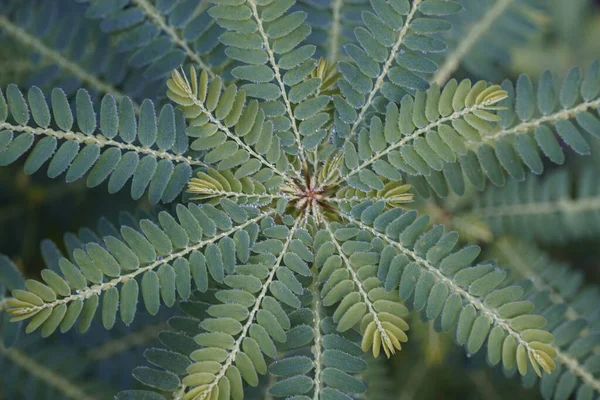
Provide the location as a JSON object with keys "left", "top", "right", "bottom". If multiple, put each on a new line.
{"left": 295, "top": 183, "right": 325, "bottom": 212}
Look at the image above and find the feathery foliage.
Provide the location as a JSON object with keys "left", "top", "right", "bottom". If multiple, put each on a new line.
{"left": 339, "top": 204, "right": 556, "bottom": 376}
{"left": 492, "top": 239, "right": 600, "bottom": 400}
{"left": 78, "top": 0, "right": 227, "bottom": 98}
{"left": 1, "top": 0, "right": 599, "bottom": 399}
{"left": 390, "top": 61, "right": 600, "bottom": 198}
{"left": 0, "top": 85, "right": 193, "bottom": 203}
{"left": 475, "top": 167, "right": 600, "bottom": 243}
{"left": 6, "top": 205, "right": 272, "bottom": 337}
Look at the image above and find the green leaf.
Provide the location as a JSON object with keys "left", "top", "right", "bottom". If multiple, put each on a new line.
{"left": 132, "top": 367, "right": 180, "bottom": 391}
{"left": 120, "top": 279, "right": 139, "bottom": 325}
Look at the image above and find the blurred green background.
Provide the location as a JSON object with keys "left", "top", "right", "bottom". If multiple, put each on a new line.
{"left": 1, "top": 0, "right": 599, "bottom": 399}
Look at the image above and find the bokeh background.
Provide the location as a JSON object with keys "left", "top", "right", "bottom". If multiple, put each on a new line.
{"left": 1, "top": 0, "right": 599, "bottom": 399}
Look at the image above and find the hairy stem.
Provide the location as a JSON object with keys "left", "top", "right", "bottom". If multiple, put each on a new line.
{"left": 477, "top": 197, "right": 600, "bottom": 218}
{"left": 189, "top": 188, "right": 297, "bottom": 201}
{"left": 0, "top": 122, "right": 205, "bottom": 167}
{"left": 131, "top": 0, "right": 215, "bottom": 78}
{"left": 474, "top": 97, "right": 600, "bottom": 146}
{"left": 347, "top": 0, "right": 422, "bottom": 140}
{"left": 339, "top": 211, "right": 547, "bottom": 368}
{"left": 11, "top": 211, "right": 274, "bottom": 316}
{"left": 557, "top": 351, "right": 600, "bottom": 394}
{"left": 246, "top": 0, "right": 308, "bottom": 173}
{"left": 197, "top": 213, "right": 304, "bottom": 399}
{"left": 322, "top": 220, "right": 394, "bottom": 353}
{"left": 310, "top": 269, "right": 324, "bottom": 400}
{"left": 327, "top": 196, "right": 386, "bottom": 204}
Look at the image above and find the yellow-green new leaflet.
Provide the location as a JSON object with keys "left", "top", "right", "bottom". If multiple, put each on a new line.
{"left": 9, "top": 0, "right": 600, "bottom": 399}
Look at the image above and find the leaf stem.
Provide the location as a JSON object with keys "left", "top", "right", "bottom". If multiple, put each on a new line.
{"left": 10, "top": 211, "right": 274, "bottom": 316}
{"left": 246, "top": 0, "right": 309, "bottom": 175}
{"left": 131, "top": 0, "right": 215, "bottom": 78}
{"left": 0, "top": 122, "right": 206, "bottom": 167}
{"left": 346, "top": 0, "right": 423, "bottom": 140}
{"left": 322, "top": 219, "right": 394, "bottom": 353}
{"left": 473, "top": 97, "right": 600, "bottom": 146}
{"left": 196, "top": 212, "right": 305, "bottom": 399}
{"left": 338, "top": 211, "right": 546, "bottom": 368}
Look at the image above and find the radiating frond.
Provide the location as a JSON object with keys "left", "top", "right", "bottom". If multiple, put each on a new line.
{"left": 0, "top": 85, "right": 194, "bottom": 203}
{"left": 358, "top": 61, "right": 600, "bottom": 198}
{"left": 119, "top": 213, "right": 309, "bottom": 399}
{"left": 337, "top": 202, "right": 557, "bottom": 377}
{"left": 206, "top": 0, "right": 338, "bottom": 169}
{"left": 167, "top": 67, "right": 303, "bottom": 185}
{"left": 334, "top": 0, "right": 463, "bottom": 141}
{"left": 79, "top": 0, "right": 224, "bottom": 92}
{"left": 6, "top": 205, "right": 274, "bottom": 336}
{"left": 480, "top": 63, "right": 600, "bottom": 169}
{"left": 266, "top": 266, "right": 370, "bottom": 399}
{"left": 475, "top": 167, "right": 600, "bottom": 244}
{"left": 318, "top": 220, "right": 411, "bottom": 358}
{"left": 445, "top": 62, "right": 600, "bottom": 194}
{"left": 332, "top": 79, "right": 507, "bottom": 195}
{"left": 493, "top": 240, "right": 600, "bottom": 399}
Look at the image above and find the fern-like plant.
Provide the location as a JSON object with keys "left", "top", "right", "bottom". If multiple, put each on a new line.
{"left": 1, "top": 0, "right": 599, "bottom": 399}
